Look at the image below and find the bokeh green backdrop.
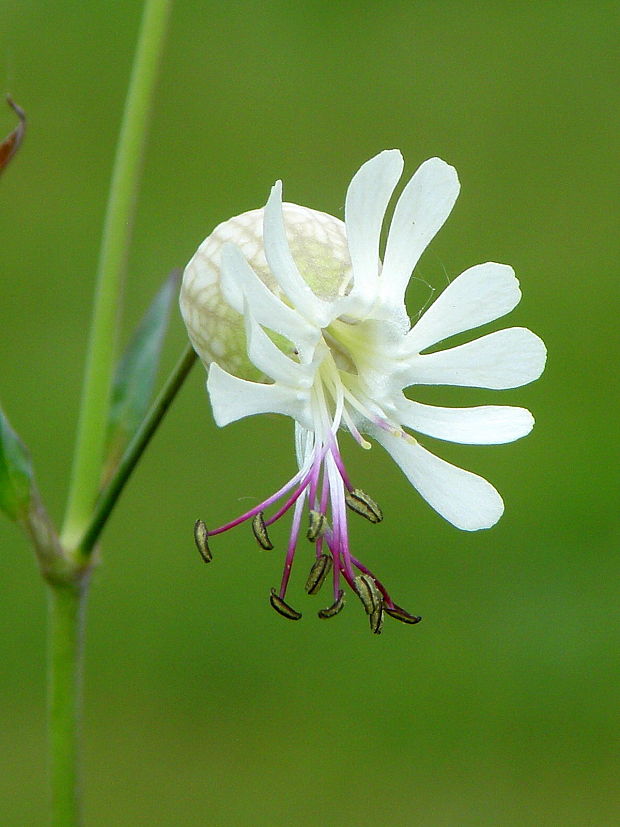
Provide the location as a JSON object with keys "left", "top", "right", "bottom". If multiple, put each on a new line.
{"left": 1, "top": 2, "right": 618, "bottom": 824}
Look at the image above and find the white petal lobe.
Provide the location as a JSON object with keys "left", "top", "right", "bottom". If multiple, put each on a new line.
{"left": 345, "top": 149, "right": 404, "bottom": 307}
{"left": 396, "top": 400, "right": 534, "bottom": 444}
{"left": 380, "top": 157, "right": 460, "bottom": 314}
{"left": 220, "top": 243, "right": 318, "bottom": 357}
{"left": 263, "top": 182, "right": 334, "bottom": 326}
{"left": 207, "top": 363, "right": 311, "bottom": 428}
{"left": 373, "top": 429, "right": 504, "bottom": 530}
{"left": 405, "top": 263, "right": 522, "bottom": 353}
{"left": 245, "top": 310, "right": 314, "bottom": 387}
{"left": 400, "top": 327, "right": 547, "bottom": 390}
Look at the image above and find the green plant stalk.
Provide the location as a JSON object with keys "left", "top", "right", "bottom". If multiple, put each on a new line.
{"left": 78, "top": 345, "right": 197, "bottom": 558}
{"left": 47, "top": 3, "right": 172, "bottom": 824}
{"left": 62, "top": 0, "right": 173, "bottom": 551}
{"left": 47, "top": 581, "right": 87, "bottom": 827}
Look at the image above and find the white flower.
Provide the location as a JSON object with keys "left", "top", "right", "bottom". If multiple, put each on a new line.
{"left": 180, "top": 150, "right": 546, "bottom": 632}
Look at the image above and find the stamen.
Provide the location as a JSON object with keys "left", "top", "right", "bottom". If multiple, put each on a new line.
{"left": 326, "top": 432, "right": 353, "bottom": 491}
{"left": 252, "top": 511, "right": 274, "bottom": 550}
{"left": 318, "top": 590, "right": 345, "bottom": 619}
{"left": 193, "top": 519, "right": 212, "bottom": 563}
{"left": 341, "top": 405, "right": 371, "bottom": 449}
{"left": 207, "top": 464, "right": 307, "bottom": 536}
{"left": 355, "top": 573, "right": 384, "bottom": 635}
{"left": 354, "top": 573, "right": 382, "bottom": 615}
{"left": 350, "top": 556, "right": 391, "bottom": 605}
{"left": 326, "top": 455, "right": 356, "bottom": 581}
{"left": 264, "top": 448, "right": 323, "bottom": 527}
{"left": 385, "top": 605, "right": 422, "bottom": 625}
{"left": 306, "top": 510, "right": 325, "bottom": 541}
{"left": 369, "top": 604, "right": 384, "bottom": 635}
{"left": 305, "top": 553, "right": 332, "bottom": 594}
{"left": 269, "top": 588, "right": 302, "bottom": 620}
{"left": 345, "top": 488, "right": 383, "bottom": 523}
{"left": 278, "top": 495, "right": 306, "bottom": 597}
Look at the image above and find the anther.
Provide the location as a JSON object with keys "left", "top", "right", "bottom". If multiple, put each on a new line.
{"left": 345, "top": 488, "right": 383, "bottom": 523}
{"left": 269, "top": 588, "right": 302, "bottom": 620}
{"left": 193, "top": 519, "right": 212, "bottom": 563}
{"left": 318, "top": 590, "right": 345, "bottom": 619}
{"left": 354, "top": 574, "right": 382, "bottom": 615}
{"left": 385, "top": 605, "right": 423, "bottom": 625}
{"left": 305, "top": 553, "right": 332, "bottom": 595}
{"left": 252, "top": 511, "right": 274, "bottom": 550}
{"left": 306, "top": 510, "right": 325, "bottom": 542}
{"left": 369, "top": 605, "right": 384, "bottom": 635}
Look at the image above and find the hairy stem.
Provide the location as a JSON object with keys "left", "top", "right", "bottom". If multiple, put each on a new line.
{"left": 62, "top": 0, "right": 173, "bottom": 551}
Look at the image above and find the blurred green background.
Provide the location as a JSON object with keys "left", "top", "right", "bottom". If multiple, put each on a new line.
{"left": 1, "top": 1, "right": 618, "bottom": 824}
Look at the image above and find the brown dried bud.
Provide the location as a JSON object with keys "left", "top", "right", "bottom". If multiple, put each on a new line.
{"left": 0, "top": 96, "right": 26, "bottom": 176}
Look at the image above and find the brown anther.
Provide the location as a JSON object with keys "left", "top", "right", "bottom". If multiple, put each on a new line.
{"left": 369, "top": 605, "right": 384, "bottom": 635}
{"left": 345, "top": 488, "right": 383, "bottom": 523}
{"left": 354, "top": 574, "right": 382, "bottom": 615}
{"left": 306, "top": 510, "right": 325, "bottom": 542}
{"left": 385, "top": 605, "right": 423, "bottom": 625}
{"left": 318, "top": 590, "right": 345, "bottom": 619}
{"left": 269, "top": 588, "right": 302, "bottom": 620}
{"left": 304, "top": 553, "right": 332, "bottom": 595}
{"left": 252, "top": 511, "right": 273, "bottom": 550}
{"left": 193, "top": 519, "right": 212, "bottom": 563}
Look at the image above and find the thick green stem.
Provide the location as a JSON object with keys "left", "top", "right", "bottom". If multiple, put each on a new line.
{"left": 62, "top": 0, "right": 173, "bottom": 550}
{"left": 77, "top": 345, "right": 197, "bottom": 558}
{"left": 47, "top": 579, "right": 88, "bottom": 827}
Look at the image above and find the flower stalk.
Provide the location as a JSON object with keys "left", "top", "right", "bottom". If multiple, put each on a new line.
{"left": 47, "top": 581, "right": 87, "bottom": 827}
{"left": 45, "top": 3, "right": 173, "bottom": 824}
{"left": 62, "top": 0, "right": 173, "bottom": 552}
{"left": 78, "top": 344, "right": 196, "bottom": 559}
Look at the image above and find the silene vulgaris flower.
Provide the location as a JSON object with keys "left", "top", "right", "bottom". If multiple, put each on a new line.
{"left": 180, "top": 150, "right": 546, "bottom": 634}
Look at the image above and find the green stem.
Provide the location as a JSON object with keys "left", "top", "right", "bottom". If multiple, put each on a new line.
{"left": 62, "top": 0, "right": 173, "bottom": 550}
{"left": 47, "top": 579, "right": 88, "bottom": 827}
{"left": 78, "top": 345, "right": 197, "bottom": 558}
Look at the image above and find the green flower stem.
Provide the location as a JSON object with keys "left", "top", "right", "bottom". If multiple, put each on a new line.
{"left": 77, "top": 345, "right": 197, "bottom": 559}
{"left": 47, "top": 580, "right": 87, "bottom": 827}
{"left": 62, "top": 0, "right": 173, "bottom": 551}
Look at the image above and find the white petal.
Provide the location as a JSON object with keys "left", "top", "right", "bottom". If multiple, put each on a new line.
{"left": 396, "top": 399, "right": 534, "bottom": 444}
{"left": 220, "top": 243, "right": 319, "bottom": 358}
{"left": 207, "top": 363, "right": 311, "bottom": 428}
{"left": 379, "top": 157, "right": 460, "bottom": 313}
{"left": 344, "top": 149, "right": 404, "bottom": 307}
{"left": 263, "top": 181, "right": 334, "bottom": 327}
{"left": 373, "top": 429, "right": 504, "bottom": 530}
{"left": 244, "top": 309, "right": 315, "bottom": 388}
{"left": 399, "top": 327, "right": 547, "bottom": 390}
{"left": 405, "top": 263, "right": 522, "bottom": 353}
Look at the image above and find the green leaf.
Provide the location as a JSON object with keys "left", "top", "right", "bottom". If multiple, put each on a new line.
{"left": 103, "top": 269, "right": 180, "bottom": 483}
{"left": 0, "top": 406, "right": 33, "bottom": 521}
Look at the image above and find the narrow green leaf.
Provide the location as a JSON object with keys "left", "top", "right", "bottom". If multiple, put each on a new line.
{"left": 0, "top": 406, "right": 33, "bottom": 521}
{"left": 0, "top": 97, "right": 26, "bottom": 177}
{"left": 103, "top": 269, "right": 180, "bottom": 483}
